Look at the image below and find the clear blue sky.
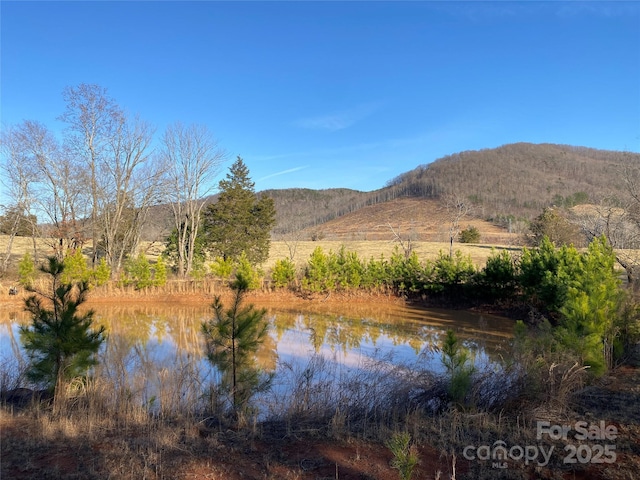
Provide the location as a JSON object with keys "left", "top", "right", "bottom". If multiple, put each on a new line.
{"left": 2, "top": 1, "right": 639, "bottom": 193}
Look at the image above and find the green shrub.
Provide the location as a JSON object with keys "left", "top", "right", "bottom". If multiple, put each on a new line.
{"left": 18, "top": 252, "right": 37, "bottom": 288}
{"left": 361, "top": 255, "right": 390, "bottom": 289}
{"left": 518, "top": 237, "right": 582, "bottom": 314}
{"left": 459, "top": 225, "right": 481, "bottom": 243}
{"left": 201, "top": 273, "right": 271, "bottom": 422}
{"left": 430, "top": 250, "right": 476, "bottom": 294}
{"left": 235, "top": 252, "right": 261, "bottom": 290}
{"left": 61, "top": 249, "right": 90, "bottom": 284}
{"left": 555, "top": 236, "right": 623, "bottom": 376}
{"left": 123, "top": 252, "right": 153, "bottom": 289}
{"left": 441, "top": 329, "right": 475, "bottom": 406}
{"left": 92, "top": 258, "right": 111, "bottom": 286}
{"left": 386, "top": 432, "right": 419, "bottom": 480}
{"left": 210, "top": 256, "right": 234, "bottom": 281}
{"left": 153, "top": 256, "right": 167, "bottom": 287}
{"left": 20, "top": 257, "right": 106, "bottom": 404}
{"left": 517, "top": 236, "right": 624, "bottom": 378}
{"left": 474, "top": 249, "right": 517, "bottom": 300}
{"left": 271, "top": 258, "right": 296, "bottom": 288}
{"left": 302, "top": 247, "right": 334, "bottom": 292}
{"left": 388, "top": 248, "right": 431, "bottom": 293}
{"left": 333, "top": 245, "right": 365, "bottom": 289}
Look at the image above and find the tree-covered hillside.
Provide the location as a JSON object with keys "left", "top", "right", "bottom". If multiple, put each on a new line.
{"left": 265, "top": 143, "right": 639, "bottom": 235}
{"left": 387, "top": 143, "right": 638, "bottom": 223}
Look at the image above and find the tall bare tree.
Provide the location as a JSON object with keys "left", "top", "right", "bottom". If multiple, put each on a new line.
{"left": 616, "top": 163, "right": 640, "bottom": 286}
{"left": 0, "top": 124, "right": 37, "bottom": 271}
{"left": 99, "top": 114, "right": 161, "bottom": 273}
{"left": 161, "top": 123, "right": 226, "bottom": 277}
{"left": 1, "top": 121, "right": 86, "bottom": 262}
{"left": 59, "top": 84, "right": 123, "bottom": 266}
{"left": 442, "top": 193, "right": 471, "bottom": 258}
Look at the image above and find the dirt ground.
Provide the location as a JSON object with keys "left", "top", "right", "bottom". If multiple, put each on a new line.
{"left": 1, "top": 362, "right": 639, "bottom": 479}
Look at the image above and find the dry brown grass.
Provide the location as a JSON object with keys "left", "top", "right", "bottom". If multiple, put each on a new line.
{"left": 2, "top": 358, "right": 639, "bottom": 480}
{"left": 0, "top": 233, "right": 519, "bottom": 276}
{"left": 267, "top": 240, "right": 521, "bottom": 270}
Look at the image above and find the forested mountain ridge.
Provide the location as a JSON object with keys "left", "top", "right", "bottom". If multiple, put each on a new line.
{"left": 262, "top": 143, "right": 639, "bottom": 236}
{"left": 388, "top": 143, "right": 638, "bottom": 221}
{"left": 143, "top": 143, "right": 637, "bottom": 241}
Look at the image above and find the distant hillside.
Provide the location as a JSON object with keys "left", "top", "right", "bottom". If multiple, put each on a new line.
{"left": 142, "top": 143, "right": 638, "bottom": 242}
{"left": 386, "top": 143, "right": 638, "bottom": 223}
{"left": 297, "top": 197, "right": 516, "bottom": 244}
{"left": 260, "top": 188, "right": 372, "bottom": 237}
{"left": 263, "top": 143, "right": 638, "bottom": 237}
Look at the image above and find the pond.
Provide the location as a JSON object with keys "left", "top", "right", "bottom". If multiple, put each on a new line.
{"left": 0, "top": 300, "right": 515, "bottom": 416}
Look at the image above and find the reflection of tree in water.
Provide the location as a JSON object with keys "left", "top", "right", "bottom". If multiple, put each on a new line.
{"left": 299, "top": 313, "right": 436, "bottom": 355}
{"left": 8, "top": 303, "right": 512, "bottom": 388}
{"left": 271, "top": 311, "right": 297, "bottom": 340}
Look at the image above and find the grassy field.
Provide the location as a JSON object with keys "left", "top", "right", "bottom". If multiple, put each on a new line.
{"left": 266, "top": 239, "right": 521, "bottom": 269}
{"left": 0, "top": 234, "right": 519, "bottom": 275}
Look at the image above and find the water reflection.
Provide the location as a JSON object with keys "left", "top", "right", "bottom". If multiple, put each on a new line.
{"left": 1, "top": 301, "right": 513, "bottom": 377}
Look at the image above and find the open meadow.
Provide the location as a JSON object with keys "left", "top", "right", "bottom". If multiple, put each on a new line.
{"left": 0, "top": 234, "right": 521, "bottom": 278}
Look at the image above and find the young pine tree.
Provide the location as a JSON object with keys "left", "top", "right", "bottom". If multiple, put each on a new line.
{"left": 19, "top": 257, "right": 106, "bottom": 408}
{"left": 18, "top": 252, "right": 37, "bottom": 288}
{"left": 441, "top": 329, "right": 475, "bottom": 406}
{"left": 201, "top": 272, "right": 271, "bottom": 421}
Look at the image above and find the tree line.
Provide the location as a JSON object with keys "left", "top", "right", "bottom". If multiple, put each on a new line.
{"left": 0, "top": 83, "right": 276, "bottom": 279}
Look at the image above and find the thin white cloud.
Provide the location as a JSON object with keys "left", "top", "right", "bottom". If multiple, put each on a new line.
{"left": 258, "top": 165, "right": 309, "bottom": 182}
{"left": 555, "top": 2, "right": 640, "bottom": 18}
{"left": 435, "top": 2, "right": 639, "bottom": 22}
{"left": 294, "top": 103, "right": 381, "bottom": 131}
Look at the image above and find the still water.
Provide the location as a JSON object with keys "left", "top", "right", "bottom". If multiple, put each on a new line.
{"left": 1, "top": 300, "right": 514, "bottom": 379}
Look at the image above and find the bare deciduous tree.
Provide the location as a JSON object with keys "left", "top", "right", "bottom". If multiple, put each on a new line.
{"left": 0, "top": 124, "right": 37, "bottom": 271}
{"left": 100, "top": 115, "right": 161, "bottom": 273}
{"left": 1, "top": 121, "right": 87, "bottom": 262}
{"left": 385, "top": 223, "right": 414, "bottom": 259}
{"left": 59, "top": 84, "right": 123, "bottom": 266}
{"left": 576, "top": 162, "right": 640, "bottom": 287}
{"left": 278, "top": 222, "right": 306, "bottom": 261}
{"left": 443, "top": 193, "right": 471, "bottom": 258}
{"left": 161, "top": 123, "right": 226, "bottom": 277}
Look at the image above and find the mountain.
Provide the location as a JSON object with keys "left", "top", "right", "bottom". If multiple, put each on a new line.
{"left": 143, "top": 143, "right": 638, "bottom": 242}
{"left": 386, "top": 143, "right": 638, "bottom": 221}
{"left": 263, "top": 143, "right": 638, "bottom": 237}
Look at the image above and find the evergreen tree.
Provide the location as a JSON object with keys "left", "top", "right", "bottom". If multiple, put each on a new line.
{"left": 201, "top": 272, "right": 271, "bottom": 420}
{"left": 92, "top": 257, "right": 111, "bottom": 286}
{"left": 556, "top": 236, "right": 623, "bottom": 375}
{"left": 19, "top": 257, "right": 106, "bottom": 407}
{"left": 202, "top": 157, "right": 276, "bottom": 265}
{"left": 18, "top": 252, "right": 37, "bottom": 288}
{"left": 528, "top": 207, "right": 584, "bottom": 247}
{"left": 153, "top": 255, "right": 168, "bottom": 287}
{"left": 61, "top": 248, "right": 90, "bottom": 284}
{"left": 441, "top": 329, "right": 475, "bottom": 405}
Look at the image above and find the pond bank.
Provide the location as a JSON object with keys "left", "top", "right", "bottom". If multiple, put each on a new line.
{"left": 1, "top": 286, "right": 408, "bottom": 311}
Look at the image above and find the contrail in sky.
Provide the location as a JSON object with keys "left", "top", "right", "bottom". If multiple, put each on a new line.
{"left": 258, "top": 166, "right": 309, "bottom": 182}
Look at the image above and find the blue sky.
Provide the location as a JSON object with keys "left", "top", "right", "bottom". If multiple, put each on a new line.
{"left": 2, "top": 1, "right": 639, "bottom": 193}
